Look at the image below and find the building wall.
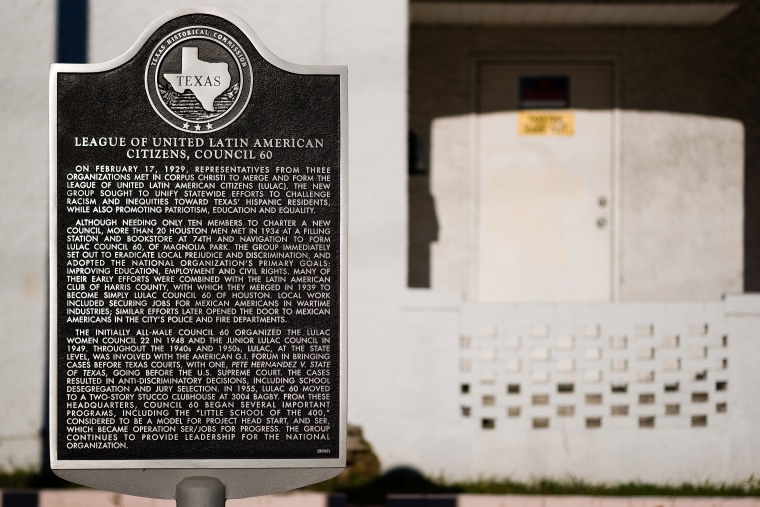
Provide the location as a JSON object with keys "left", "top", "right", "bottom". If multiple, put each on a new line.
{"left": 619, "top": 111, "right": 743, "bottom": 300}
{"left": 409, "top": 13, "right": 755, "bottom": 301}
{"left": 397, "top": 6, "right": 760, "bottom": 482}
{"left": 0, "top": 0, "right": 56, "bottom": 471}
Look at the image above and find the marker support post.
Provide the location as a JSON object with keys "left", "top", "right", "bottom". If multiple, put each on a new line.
{"left": 176, "top": 477, "right": 226, "bottom": 507}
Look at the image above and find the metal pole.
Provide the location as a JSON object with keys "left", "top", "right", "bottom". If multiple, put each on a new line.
{"left": 176, "top": 477, "right": 226, "bottom": 507}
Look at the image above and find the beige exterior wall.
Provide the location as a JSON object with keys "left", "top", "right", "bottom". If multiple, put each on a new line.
{"left": 0, "top": 0, "right": 56, "bottom": 471}
{"left": 619, "top": 111, "right": 743, "bottom": 300}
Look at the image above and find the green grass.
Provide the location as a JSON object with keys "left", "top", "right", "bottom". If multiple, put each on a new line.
{"left": 0, "top": 469, "right": 75, "bottom": 489}
{"left": 307, "top": 472, "right": 760, "bottom": 504}
{"left": 444, "top": 476, "right": 760, "bottom": 497}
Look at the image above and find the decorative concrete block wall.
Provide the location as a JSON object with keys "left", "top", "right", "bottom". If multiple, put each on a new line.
{"left": 458, "top": 303, "right": 730, "bottom": 432}
{"left": 385, "top": 293, "right": 760, "bottom": 482}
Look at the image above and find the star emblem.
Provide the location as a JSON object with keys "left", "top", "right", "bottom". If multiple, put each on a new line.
{"left": 194, "top": 124, "right": 202, "bottom": 131}
{"left": 182, "top": 122, "right": 190, "bottom": 130}
{"left": 206, "top": 123, "right": 213, "bottom": 130}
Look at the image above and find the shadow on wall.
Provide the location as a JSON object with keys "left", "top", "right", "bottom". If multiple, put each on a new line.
{"left": 409, "top": 131, "right": 437, "bottom": 288}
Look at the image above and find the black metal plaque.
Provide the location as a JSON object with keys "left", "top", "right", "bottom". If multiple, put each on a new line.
{"left": 50, "top": 7, "right": 346, "bottom": 498}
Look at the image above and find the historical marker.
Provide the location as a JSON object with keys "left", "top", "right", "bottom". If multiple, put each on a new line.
{"left": 50, "top": 7, "right": 347, "bottom": 499}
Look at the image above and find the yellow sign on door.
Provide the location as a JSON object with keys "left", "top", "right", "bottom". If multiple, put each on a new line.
{"left": 518, "top": 111, "right": 575, "bottom": 136}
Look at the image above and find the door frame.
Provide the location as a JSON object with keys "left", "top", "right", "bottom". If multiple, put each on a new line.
{"left": 468, "top": 54, "right": 622, "bottom": 302}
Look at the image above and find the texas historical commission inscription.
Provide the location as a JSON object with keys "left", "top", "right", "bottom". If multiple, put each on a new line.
{"left": 50, "top": 7, "right": 346, "bottom": 498}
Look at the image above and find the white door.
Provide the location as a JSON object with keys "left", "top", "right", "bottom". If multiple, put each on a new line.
{"left": 475, "top": 61, "right": 614, "bottom": 302}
